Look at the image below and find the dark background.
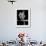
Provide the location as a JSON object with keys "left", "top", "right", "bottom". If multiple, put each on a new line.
{"left": 17, "top": 10, "right": 28, "bottom": 20}
{"left": 17, "top": 10, "right": 28, "bottom": 25}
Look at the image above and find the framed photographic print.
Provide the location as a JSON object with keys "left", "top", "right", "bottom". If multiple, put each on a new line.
{"left": 16, "top": 8, "right": 31, "bottom": 28}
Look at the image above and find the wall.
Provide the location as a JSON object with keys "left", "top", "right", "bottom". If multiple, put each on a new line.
{"left": 0, "top": 0, "right": 46, "bottom": 42}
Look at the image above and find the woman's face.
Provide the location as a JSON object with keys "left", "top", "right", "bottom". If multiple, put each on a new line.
{"left": 18, "top": 11, "right": 25, "bottom": 20}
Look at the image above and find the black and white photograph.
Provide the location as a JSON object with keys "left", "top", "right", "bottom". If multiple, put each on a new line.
{"left": 17, "top": 10, "right": 28, "bottom": 25}
{"left": 16, "top": 9, "right": 31, "bottom": 28}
